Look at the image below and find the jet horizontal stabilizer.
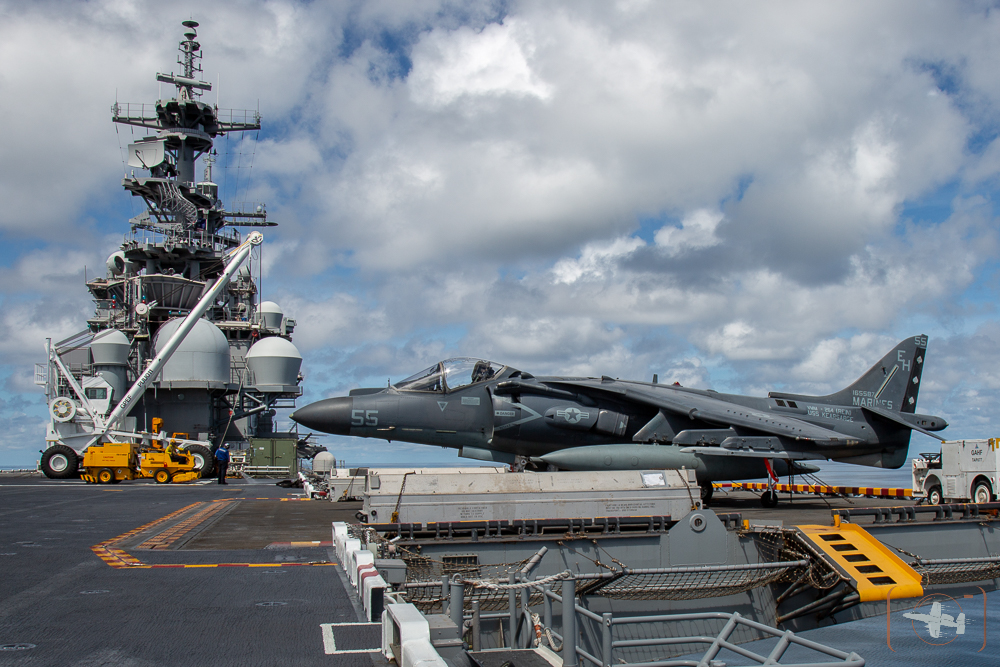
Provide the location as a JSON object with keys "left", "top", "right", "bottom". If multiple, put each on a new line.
{"left": 861, "top": 406, "right": 946, "bottom": 441}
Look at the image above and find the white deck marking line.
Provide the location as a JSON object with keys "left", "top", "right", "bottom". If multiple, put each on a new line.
{"left": 326, "top": 622, "right": 381, "bottom": 626}
{"left": 320, "top": 623, "right": 382, "bottom": 655}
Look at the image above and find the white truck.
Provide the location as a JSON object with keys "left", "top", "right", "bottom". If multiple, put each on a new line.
{"left": 912, "top": 439, "right": 999, "bottom": 504}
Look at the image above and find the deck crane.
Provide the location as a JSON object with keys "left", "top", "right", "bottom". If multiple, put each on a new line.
{"left": 41, "top": 232, "right": 263, "bottom": 477}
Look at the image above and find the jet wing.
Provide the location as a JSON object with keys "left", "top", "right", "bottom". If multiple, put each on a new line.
{"left": 545, "top": 379, "right": 860, "bottom": 447}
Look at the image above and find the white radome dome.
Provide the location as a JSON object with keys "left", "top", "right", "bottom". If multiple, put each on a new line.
{"left": 259, "top": 301, "right": 284, "bottom": 330}
{"left": 246, "top": 336, "right": 302, "bottom": 387}
{"left": 313, "top": 451, "right": 335, "bottom": 473}
{"left": 153, "top": 318, "right": 230, "bottom": 383}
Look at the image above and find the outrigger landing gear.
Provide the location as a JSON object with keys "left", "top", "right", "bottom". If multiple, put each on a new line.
{"left": 699, "top": 482, "right": 714, "bottom": 504}
{"left": 510, "top": 455, "right": 529, "bottom": 473}
{"left": 760, "top": 459, "right": 779, "bottom": 508}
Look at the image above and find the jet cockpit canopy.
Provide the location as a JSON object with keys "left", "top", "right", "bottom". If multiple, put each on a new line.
{"left": 395, "top": 358, "right": 508, "bottom": 393}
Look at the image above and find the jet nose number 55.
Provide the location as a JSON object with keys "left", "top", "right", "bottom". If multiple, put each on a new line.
{"left": 351, "top": 409, "right": 379, "bottom": 426}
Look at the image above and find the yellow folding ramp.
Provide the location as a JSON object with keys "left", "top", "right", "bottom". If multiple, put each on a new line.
{"left": 795, "top": 523, "right": 923, "bottom": 602}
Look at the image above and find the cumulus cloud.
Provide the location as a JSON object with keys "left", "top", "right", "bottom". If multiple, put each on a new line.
{"left": 409, "top": 20, "right": 552, "bottom": 107}
{"left": 3, "top": 1, "right": 1000, "bottom": 466}
{"left": 654, "top": 209, "right": 723, "bottom": 257}
{"left": 552, "top": 236, "right": 644, "bottom": 284}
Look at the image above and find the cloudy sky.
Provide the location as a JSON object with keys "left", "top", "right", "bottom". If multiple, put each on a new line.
{"left": 1, "top": 0, "right": 999, "bottom": 473}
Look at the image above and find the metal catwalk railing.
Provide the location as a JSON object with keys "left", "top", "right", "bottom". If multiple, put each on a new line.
{"left": 444, "top": 573, "right": 865, "bottom": 667}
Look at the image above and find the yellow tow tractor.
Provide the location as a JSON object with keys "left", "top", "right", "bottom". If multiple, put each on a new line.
{"left": 80, "top": 442, "right": 136, "bottom": 484}
{"left": 81, "top": 436, "right": 201, "bottom": 484}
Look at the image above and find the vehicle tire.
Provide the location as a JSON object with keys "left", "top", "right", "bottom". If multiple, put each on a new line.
{"left": 927, "top": 486, "right": 943, "bottom": 505}
{"left": 40, "top": 445, "right": 80, "bottom": 479}
{"left": 760, "top": 490, "right": 779, "bottom": 508}
{"left": 973, "top": 481, "right": 993, "bottom": 504}
{"left": 97, "top": 468, "right": 114, "bottom": 484}
{"left": 185, "top": 444, "right": 214, "bottom": 478}
{"left": 700, "top": 483, "right": 714, "bottom": 504}
{"left": 154, "top": 469, "right": 171, "bottom": 484}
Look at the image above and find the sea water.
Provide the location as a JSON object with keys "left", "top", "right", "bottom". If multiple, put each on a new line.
{"left": 698, "top": 589, "right": 1000, "bottom": 666}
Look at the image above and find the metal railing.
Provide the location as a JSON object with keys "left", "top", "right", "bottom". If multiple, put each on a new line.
{"left": 402, "top": 559, "right": 808, "bottom": 612}
{"left": 243, "top": 466, "right": 291, "bottom": 478}
{"left": 442, "top": 572, "right": 865, "bottom": 667}
{"left": 124, "top": 226, "right": 242, "bottom": 254}
{"left": 833, "top": 501, "right": 1000, "bottom": 523}
{"left": 446, "top": 573, "right": 864, "bottom": 667}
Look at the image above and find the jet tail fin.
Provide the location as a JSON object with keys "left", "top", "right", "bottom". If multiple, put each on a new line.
{"left": 770, "top": 335, "right": 928, "bottom": 414}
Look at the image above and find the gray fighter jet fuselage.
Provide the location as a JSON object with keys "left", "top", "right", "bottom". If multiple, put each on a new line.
{"left": 292, "top": 336, "right": 947, "bottom": 501}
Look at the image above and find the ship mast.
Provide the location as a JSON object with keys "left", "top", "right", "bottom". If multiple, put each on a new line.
{"left": 112, "top": 20, "right": 273, "bottom": 238}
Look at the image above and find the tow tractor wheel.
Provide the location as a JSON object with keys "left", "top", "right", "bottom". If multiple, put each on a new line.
{"left": 97, "top": 468, "right": 114, "bottom": 484}
{"left": 973, "top": 481, "right": 993, "bottom": 504}
{"left": 185, "top": 444, "right": 214, "bottom": 478}
{"left": 760, "top": 490, "right": 779, "bottom": 508}
{"left": 927, "top": 486, "right": 943, "bottom": 505}
{"left": 154, "top": 469, "right": 172, "bottom": 484}
{"left": 40, "top": 445, "right": 80, "bottom": 479}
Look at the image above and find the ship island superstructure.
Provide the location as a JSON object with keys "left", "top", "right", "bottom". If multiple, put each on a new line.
{"left": 36, "top": 21, "right": 305, "bottom": 479}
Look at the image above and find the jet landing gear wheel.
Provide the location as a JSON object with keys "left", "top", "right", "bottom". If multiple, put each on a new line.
{"left": 40, "top": 445, "right": 80, "bottom": 479}
{"left": 700, "top": 483, "right": 714, "bottom": 504}
{"left": 760, "top": 490, "right": 779, "bottom": 508}
{"left": 154, "top": 469, "right": 171, "bottom": 484}
{"left": 760, "top": 458, "right": 779, "bottom": 507}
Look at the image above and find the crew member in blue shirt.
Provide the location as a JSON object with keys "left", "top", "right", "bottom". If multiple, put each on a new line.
{"left": 215, "top": 444, "right": 230, "bottom": 485}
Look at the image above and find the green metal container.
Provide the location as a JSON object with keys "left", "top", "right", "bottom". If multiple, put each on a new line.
{"left": 246, "top": 437, "right": 298, "bottom": 477}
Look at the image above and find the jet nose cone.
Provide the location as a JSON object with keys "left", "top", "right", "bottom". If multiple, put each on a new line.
{"left": 290, "top": 397, "right": 353, "bottom": 435}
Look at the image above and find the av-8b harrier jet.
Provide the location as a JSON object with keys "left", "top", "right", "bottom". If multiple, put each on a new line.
{"left": 292, "top": 335, "right": 946, "bottom": 506}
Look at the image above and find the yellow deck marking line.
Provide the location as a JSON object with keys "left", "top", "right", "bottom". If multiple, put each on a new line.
{"left": 134, "top": 501, "right": 234, "bottom": 549}
{"left": 91, "top": 500, "right": 334, "bottom": 569}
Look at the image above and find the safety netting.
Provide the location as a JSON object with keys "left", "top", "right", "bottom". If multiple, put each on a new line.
{"left": 910, "top": 556, "right": 1000, "bottom": 586}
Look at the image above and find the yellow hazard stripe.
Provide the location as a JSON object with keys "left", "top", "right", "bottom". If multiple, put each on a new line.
{"left": 713, "top": 482, "right": 913, "bottom": 498}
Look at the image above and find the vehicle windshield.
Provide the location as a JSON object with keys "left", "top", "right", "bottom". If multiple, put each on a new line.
{"left": 394, "top": 358, "right": 506, "bottom": 392}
